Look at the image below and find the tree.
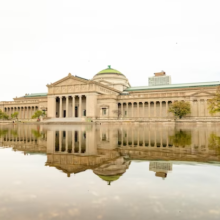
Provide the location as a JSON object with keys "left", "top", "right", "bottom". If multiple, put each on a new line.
{"left": 31, "top": 129, "right": 42, "bottom": 138}
{"left": 169, "top": 130, "right": 191, "bottom": 147}
{"left": 11, "top": 130, "right": 18, "bottom": 137}
{"left": 11, "top": 112, "right": 19, "bottom": 121}
{"left": 208, "top": 133, "right": 220, "bottom": 154}
{"left": 0, "top": 129, "right": 8, "bottom": 137}
{"left": 168, "top": 101, "right": 191, "bottom": 119}
{"left": 113, "top": 109, "right": 122, "bottom": 118}
{"left": 0, "top": 110, "right": 9, "bottom": 120}
{"left": 208, "top": 86, "right": 220, "bottom": 115}
{"left": 32, "top": 110, "right": 46, "bottom": 120}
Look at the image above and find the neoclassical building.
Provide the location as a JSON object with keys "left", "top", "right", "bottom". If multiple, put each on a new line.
{"left": 0, "top": 66, "right": 220, "bottom": 121}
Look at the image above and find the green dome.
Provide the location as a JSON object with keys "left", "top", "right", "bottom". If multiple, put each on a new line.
{"left": 97, "top": 65, "right": 122, "bottom": 75}
{"left": 97, "top": 175, "right": 121, "bottom": 185}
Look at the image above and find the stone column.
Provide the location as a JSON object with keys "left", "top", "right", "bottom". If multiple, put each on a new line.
{"left": 120, "top": 128, "right": 123, "bottom": 146}
{"left": 29, "top": 107, "right": 32, "bottom": 119}
{"left": 66, "top": 96, "right": 69, "bottom": 118}
{"left": 27, "top": 107, "right": 29, "bottom": 119}
{"left": 160, "top": 102, "right": 162, "bottom": 118}
{"left": 79, "top": 130, "right": 82, "bottom": 153}
{"left": 126, "top": 103, "right": 128, "bottom": 117}
{"left": 137, "top": 102, "right": 139, "bottom": 118}
{"left": 22, "top": 108, "right": 24, "bottom": 119}
{"left": 204, "top": 99, "right": 208, "bottom": 117}
{"left": 143, "top": 102, "right": 145, "bottom": 118}
{"left": 148, "top": 102, "right": 150, "bottom": 118}
{"left": 59, "top": 131, "right": 62, "bottom": 152}
{"left": 154, "top": 102, "right": 156, "bottom": 117}
{"left": 198, "top": 99, "right": 200, "bottom": 117}
{"left": 121, "top": 103, "right": 123, "bottom": 118}
{"left": 66, "top": 131, "right": 68, "bottom": 152}
{"left": 166, "top": 101, "right": 168, "bottom": 118}
{"left": 79, "top": 96, "right": 82, "bottom": 117}
{"left": 72, "top": 96, "right": 75, "bottom": 118}
{"left": 131, "top": 103, "right": 134, "bottom": 118}
{"left": 59, "top": 97, "right": 62, "bottom": 118}
{"left": 72, "top": 130, "right": 75, "bottom": 153}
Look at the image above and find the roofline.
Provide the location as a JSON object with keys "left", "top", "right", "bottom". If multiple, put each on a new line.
{"left": 125, "top": 81, "right": 220, "bottom": 92}
{"left": 75, "top": 75, "right": 89, "bottom": 81}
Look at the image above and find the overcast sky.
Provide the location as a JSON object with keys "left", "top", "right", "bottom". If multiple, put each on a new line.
{"left": 0, "top": 0, "right": 220, "bottom": 101}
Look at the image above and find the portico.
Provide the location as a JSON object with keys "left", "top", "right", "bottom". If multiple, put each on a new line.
{"left": 54, "top": 95, "right": 87, "bottom": 118}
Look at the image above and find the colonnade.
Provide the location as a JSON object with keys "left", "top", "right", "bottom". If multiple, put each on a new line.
{"left": 4, "top": 106, "right": 38, "bottom": 119}
{"left": 116, "top": 127, "right": 211, "bottom": 149}
{"left": 1, "top": 126, "right": 45, "bottom": 143}
{"left": 55, "top": 95, "right": 86, "bottom": 118}
{"left": 118, "top": 101, "right": 172, "bottom": 118}
{"left": 55, "top": 130, "right": 86, "bottom": 153}
{"left": 118, "top": 99, "right": 214, "bottom": 118}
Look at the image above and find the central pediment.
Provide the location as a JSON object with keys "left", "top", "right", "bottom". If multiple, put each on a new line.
{"left": 48, "top": 74, "right": 88, "bottom": 87}
{"left": 47, "top": 73, "right": 121, "bottom": 95}
{"left": 56, "top": 78, "right": 85, "bottom": 86}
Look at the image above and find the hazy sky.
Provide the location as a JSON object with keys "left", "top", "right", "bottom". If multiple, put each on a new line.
{"left": 0, "top": 0, "right": 220, "bottom": 101}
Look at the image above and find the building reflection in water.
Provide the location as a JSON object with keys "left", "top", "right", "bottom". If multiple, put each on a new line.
{"left": 1, "top": 124, "right": 220, "bottom": 184}
{"left": 149, "top": 161, "right": 172, "bottom": 179}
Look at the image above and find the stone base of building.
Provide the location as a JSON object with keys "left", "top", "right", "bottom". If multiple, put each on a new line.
{"left": 94, "top": 117, "right": 220, "bottom": 125}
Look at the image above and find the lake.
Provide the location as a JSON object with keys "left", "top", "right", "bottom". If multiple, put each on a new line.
{"left": 0, "top": 124, "right": 220, "bottom": 220}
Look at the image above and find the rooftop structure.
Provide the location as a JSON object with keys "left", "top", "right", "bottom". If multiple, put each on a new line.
{"left": 148, "top": 71, "right": 171, "bottom": 86}
{"left": 96, "top": 65, "right": 123, "bottom": 75}
{"left": 93, "top": 65, "right": 130, "bottom": 91}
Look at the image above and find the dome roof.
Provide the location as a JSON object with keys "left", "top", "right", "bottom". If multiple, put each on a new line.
{"left": 96, "top": 65, "right": 122, "bottom": 75}
{"left": 97, "top": 175, "right": 121, "bottom": 185}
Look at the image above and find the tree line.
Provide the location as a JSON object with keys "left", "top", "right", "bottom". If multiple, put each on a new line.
{"left": 0, "top": 110, "right": 45, "bottom": 121}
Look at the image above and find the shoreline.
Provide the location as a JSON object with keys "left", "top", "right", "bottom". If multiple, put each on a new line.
{"left": 1, "top": 119, "right": 220, "bottom": 125}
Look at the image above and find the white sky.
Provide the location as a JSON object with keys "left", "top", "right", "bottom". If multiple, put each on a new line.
{"left": 0, "top": 0, "right": 220, "bottom": 101}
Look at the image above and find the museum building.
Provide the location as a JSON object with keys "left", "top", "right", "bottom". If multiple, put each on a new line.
{"left": 0, "top": 66, "right": 220, "bottom": 120}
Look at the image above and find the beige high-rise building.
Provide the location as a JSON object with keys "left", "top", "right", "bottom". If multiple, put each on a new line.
{"left": 0, "top": 66, "right": 220, "bottom": 121}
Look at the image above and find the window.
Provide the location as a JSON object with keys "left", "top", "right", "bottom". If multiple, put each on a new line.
{"left": 102, "top": 133, "right": 107, "bottom": 141}
{"left": 102, "top": 108, "right": 106, "bottom": 115}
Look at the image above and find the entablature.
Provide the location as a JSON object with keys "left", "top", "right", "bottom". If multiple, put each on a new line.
{"left": 0, "top": 100, "right": 39, "bottom": 107}
{"left": 48, "top": 83, "right": 120, "bottom": 96}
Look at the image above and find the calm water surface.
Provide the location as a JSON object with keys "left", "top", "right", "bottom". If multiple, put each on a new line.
{"left": 0, "top": 124, "right": 220, "bottom": 220}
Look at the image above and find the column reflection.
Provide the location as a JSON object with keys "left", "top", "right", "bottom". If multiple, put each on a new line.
{"left": 0, "top": 125, "right": 220, "bottom": 183}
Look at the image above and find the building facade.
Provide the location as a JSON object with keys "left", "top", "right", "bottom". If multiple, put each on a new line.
{"left": 0, "top": 66, "right": 220, "bottom": 120}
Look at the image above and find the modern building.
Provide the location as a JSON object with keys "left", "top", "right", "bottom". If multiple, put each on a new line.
{"left": 0, "top": 66, "right": 220, "bottom": 121}
{"left": 149, "top": 161, "right": 173, "bottom": 179}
